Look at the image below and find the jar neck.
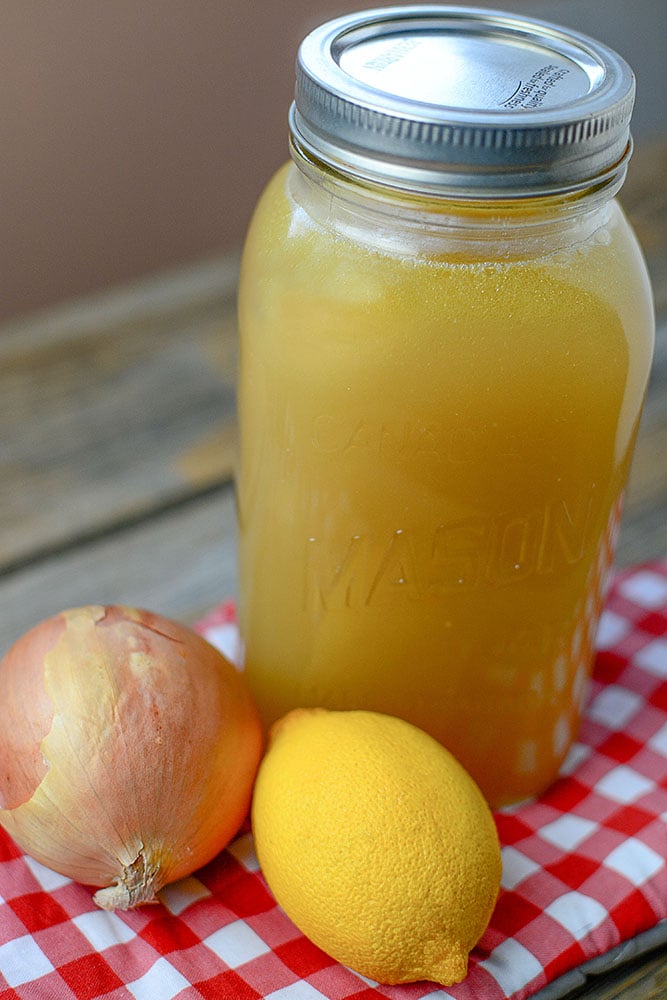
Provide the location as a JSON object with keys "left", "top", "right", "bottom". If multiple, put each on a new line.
{"left": 289, "top": 139, "right": 625, "bottom": 261}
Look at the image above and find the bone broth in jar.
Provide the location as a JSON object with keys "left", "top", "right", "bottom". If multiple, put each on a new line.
{"left": 237, "top": 6, "right": 654, "bottom": 805}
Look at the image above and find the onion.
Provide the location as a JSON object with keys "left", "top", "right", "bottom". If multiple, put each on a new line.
{"left": 0, "top": 605, "right": 262, "bottom": 910}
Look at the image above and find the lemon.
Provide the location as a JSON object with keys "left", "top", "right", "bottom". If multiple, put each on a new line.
{"left": 251, "top": 708, "right": 501, "bottom": 986}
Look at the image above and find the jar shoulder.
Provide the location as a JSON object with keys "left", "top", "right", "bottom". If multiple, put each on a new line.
{"left": 241, "top": 162, "right": 654, "bottom": 354}
{"left": 246, "top": 163, "right": 646, "bottom": 273}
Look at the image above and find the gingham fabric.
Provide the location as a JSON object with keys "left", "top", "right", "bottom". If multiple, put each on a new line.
{"left": 1, "top": 562, "right": 666, "bottom": 1000}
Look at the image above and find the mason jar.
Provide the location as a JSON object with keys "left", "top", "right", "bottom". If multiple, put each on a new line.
{"left": 236, "top": 5, "right": 654, "bottom": 805}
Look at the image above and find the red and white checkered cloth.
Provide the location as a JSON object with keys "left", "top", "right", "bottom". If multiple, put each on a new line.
{"left": 1, "top": 561, "right": 666, "bottom": 1000}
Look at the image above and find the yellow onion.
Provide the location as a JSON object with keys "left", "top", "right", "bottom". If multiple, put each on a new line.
{"left": 0, "top": 605, "right": 262, "bottom": 910}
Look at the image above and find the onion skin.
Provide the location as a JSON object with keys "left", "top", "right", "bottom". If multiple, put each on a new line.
{"left": 0, "top": 605, "right": 262, "bottom": 909}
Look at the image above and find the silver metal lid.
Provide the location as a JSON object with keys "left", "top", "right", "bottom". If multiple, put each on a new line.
{"left": 290, "top": 5, "right": 635, "bottom": 197}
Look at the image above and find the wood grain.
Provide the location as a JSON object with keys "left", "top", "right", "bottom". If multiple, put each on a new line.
{"left": 559, "top": 944, "right": 667, "bottom": 999}
{"left": 0, "top": 487, "right": 237, "bottom": 654}
{"left": 1, "top": 257, "right": 239, "bottom": 571}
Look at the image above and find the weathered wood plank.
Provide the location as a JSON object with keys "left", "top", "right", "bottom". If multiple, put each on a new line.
{"left": 1, "top": 256, "right": 239, "bottom": 571}
{"left": 559, "top": 944, "right": 667, "bottom": 999}
{"left": 0, "top": 255, "right": 240, "bottom": 360}
{"left": 0, "top": 485, "right": 237, "bottom": 655}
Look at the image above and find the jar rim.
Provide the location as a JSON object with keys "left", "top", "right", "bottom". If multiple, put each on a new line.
{"left": 291, "top": 5, "right": 636, "bottom": 198}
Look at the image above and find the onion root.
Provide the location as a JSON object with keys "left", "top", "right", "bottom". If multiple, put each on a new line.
{"left": 93, "top": 849, "right": 163, "bottom": 910}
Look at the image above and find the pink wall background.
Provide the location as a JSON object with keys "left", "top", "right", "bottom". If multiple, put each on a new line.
{"left": 1, "top": 0, "right": 664, "bottom": 323}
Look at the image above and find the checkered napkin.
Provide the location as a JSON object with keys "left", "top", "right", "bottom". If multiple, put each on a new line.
{"left": 0, "top": 563, "right": 666, "bottom": 1000}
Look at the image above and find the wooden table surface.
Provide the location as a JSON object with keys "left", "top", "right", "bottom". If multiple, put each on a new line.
{"left": 1, "top": 142, "right": 666, "bottom": 998}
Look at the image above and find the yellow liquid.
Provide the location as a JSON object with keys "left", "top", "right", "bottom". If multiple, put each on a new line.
{"left": 237, "top": 164, "right": 654, "bottom": 805}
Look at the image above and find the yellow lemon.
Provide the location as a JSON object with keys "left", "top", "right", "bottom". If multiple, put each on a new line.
{"left": 251, "top": 708, "right": 501, "bottom": 986}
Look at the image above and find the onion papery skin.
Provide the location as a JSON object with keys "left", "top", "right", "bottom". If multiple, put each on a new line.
{"left": 0, "top": 605, "right": 262, "bottom": 909}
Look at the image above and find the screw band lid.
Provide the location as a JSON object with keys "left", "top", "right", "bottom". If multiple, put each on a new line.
{"left": 291, "top": 5, "right": 635, "bottom": 197}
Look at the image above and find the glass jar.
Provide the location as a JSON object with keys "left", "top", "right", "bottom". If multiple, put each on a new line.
{"left": 236, "top": 6, "right": 654, "bottom": 806}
